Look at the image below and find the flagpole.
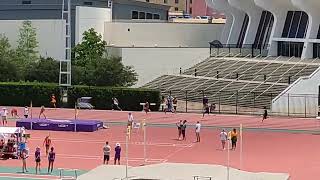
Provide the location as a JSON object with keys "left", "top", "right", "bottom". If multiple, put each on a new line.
{"left": 240, "top": 124, "right": 243, "bottom": 170}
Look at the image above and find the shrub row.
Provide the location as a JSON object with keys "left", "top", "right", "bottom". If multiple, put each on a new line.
{"left": 0, "top": 82, "right": 160, "bottom": 111}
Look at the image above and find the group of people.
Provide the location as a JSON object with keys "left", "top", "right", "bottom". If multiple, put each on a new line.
{"left": 161, "top": 95, "right": 177, "bottom": 114}
{"left": 20, "top": 135, "right": 56, "bottom": 174}
{"left": 202, "top": 96, "right": 216, "bottom": 117}
{"left": 103, "top": 141, "right": 121, "bottom": 165}
{"left": 0, "top": 106, "right": 30, "bottom": 126}
{"left": 176, "top": 120, "right": 201, "bottom": 142}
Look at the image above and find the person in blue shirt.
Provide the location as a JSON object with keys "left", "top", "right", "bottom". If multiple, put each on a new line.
{"left": 114, "top": 143, "right": 121, "bottom": 165}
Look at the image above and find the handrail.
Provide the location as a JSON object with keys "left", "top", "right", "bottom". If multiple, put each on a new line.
{"left": 272, "top": 58, "right": 320, "bottom": 102}
{"left": 227, "top": 56, "right": 284, "bottom": 99}
{"left": 255, "top": 56, "right": 306, "bottom": 99}
{"left": 239, "top": 56, "right": 295, "bottom": 101}
{"left": 180, "top": 52, "right": 233, "bottom": 91}
{"left": 188, "top": 53, "right": 244, "bottom": 91}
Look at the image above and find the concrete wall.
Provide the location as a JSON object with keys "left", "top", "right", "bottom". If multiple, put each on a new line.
{"left": 107, "top": 47, "right": 210, "bottom": 87}
{"left": 75, "top": 6, "right": 112, "bottom": 44}
{"left": 272, "top": 67, "right": 320, "bottom": 116}
{"left": 0, "top": 20, "right": 65, "bottom": 60}
{"left": 104, "top": 22, "right": 224, "bottom": 47}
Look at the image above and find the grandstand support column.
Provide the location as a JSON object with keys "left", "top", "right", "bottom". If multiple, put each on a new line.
{"left": 228, "top": 0, "right": 263, "bottom": 45}
{"left": 291, "top": 0, "right": 320, "bottom": 59}
{"left": 209, "top": 0, "right": 246, "bottom": 44}
{"left": 254, "top": 0, "right": 297, "bottom": 56}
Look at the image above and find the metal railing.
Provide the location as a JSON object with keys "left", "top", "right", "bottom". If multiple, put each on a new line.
{"left": 209, "top": 44, "right": 269, "bottom": 58}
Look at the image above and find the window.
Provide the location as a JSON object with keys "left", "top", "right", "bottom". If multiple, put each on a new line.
{"left": 132, "top": 11, "right": 138, "bottom": 19}
{"left": 317, "top": 25, "right": 320, "bottom": 39}
{"left": 146, "top": 13, "right": 153, "bottom": 19}
{"left": 175, "top": 0, "right": 179, "bottom": 3}
{"left": 282, "top": 11, "right": 309, "bottom": 38}
{"left": 153, "top": 14, "right": 160, "bottom": 20}
{"left": 164, "top": 0, "right": 168, "bottom": 4}
{"left": 83, "top": 2, "right": 93, "bottom": 5}
{"left": 174, "top": 7, "right": 179, "bottom": 11}
{"left": 189, "top": 7, "right": 192, "bottom": 14}
{"left": 254, "top": 11, "right": 274, "bottom": 49}
{"left": 237, "top": 14, "right": 249, "bottom": 48}
{"left": 190, "top": 0, "right": 192, "bottom": 4}
{"left": 139, "top": 12, "right": 146, "bottom": 19}
{"left": 22, "top": 0, "right": 31, "bottom": 4}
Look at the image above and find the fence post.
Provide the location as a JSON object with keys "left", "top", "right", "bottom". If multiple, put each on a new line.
{"left": 185, "top": 91, "right": 188, "bottom": 113}
{"left": 287, "top": 93, "right": 290, "bottom": 116}
{"left": 218, "top": 92, "right": 221, "bottom": 114}
{"left": 236, "top": 91, "right": 239, "bottom": 114}
{"left": 304, "top": 95, "right": 307, "bottom": 118}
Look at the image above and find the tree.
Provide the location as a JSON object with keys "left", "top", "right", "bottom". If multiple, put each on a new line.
{"left": 73, "top": 28, "right": 137, "bottom": 86}
{"left": 0, "top": 56, "right": 18, "bottom": 82}
{"left": 16, "top": 20, "right": 39, "bottom": 63}
{"left": 24, "top": 57, "right": 60, "bottom": 83}
{"left": 0, "top": 34, "right": 13, "bottom": 59}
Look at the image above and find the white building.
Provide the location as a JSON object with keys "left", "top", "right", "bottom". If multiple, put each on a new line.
{"left": 206, "top": 0, "right": 320, "bottom": 59}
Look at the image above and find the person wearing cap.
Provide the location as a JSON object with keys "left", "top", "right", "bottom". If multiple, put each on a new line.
{"left": 1, "top": 108, "right": 8, "bottom": 126}
{"left": 114, "top": 143, "right": 121, "bottom": 165}
{"left": 35, "top": 147, "right": 41, "bottom": 174}
{"left": 219, "top": 129, "right": 228, "bottom": 150}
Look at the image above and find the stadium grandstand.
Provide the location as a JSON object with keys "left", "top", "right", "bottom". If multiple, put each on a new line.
{"left": 142, "top": 0, "right": 320, "bottom": 117}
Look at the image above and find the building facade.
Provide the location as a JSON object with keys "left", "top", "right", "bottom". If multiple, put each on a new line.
{"left": 206, "top": 0, "right": 320, "bottom": 59}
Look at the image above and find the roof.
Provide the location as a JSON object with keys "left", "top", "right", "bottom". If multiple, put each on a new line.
{"left": 0, "top": 127, "right": 23, "bottom": 134}
{"left": 113, "top": 0, "right": 171, "bottom": 11}
{"left": 78, "top": 163, "right": 290, "bottom": 180}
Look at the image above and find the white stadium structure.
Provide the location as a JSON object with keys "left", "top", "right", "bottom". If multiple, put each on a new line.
{"left": 143, "top": 0, "right": 320, "bottom": 117}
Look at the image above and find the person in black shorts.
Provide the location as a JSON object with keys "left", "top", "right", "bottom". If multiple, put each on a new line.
{"left": 48, "top": 147, "right": 55, "bottom": 174}
{"left": 262, "top": 107, "right": 268, "bottom": 122}
{"left": 35, "top": 147, "right": 41, "bottom": 174}
{"left": 114, "top": 143, "right": 121, "bottom": 165}
{"left": 176, "top": 120, "right": 182, "bottom": 140}
{"left": 181, "top": 120, "right": 187, "bottom": 141}
{"left": 103, "top": 141, "right": 111, "bottom": 165}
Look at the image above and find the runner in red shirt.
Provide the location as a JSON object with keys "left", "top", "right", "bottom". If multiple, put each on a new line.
{"left": 11, "top": 108, "right": 19, "bottom": 119}
{"left": 43, "top": 135, "right": 52, "bottom": 156}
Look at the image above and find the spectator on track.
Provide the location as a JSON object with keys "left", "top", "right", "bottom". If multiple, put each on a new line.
{"left": 160, "top": 96, "right": 166, "bottom": 112}
{"left": 39, "top": 106, "right": 46, "bottom": 119}
{"left": 11, "top": 108, "right": 19, "bottom": 119}
{"left": 112, "top": 97, "right": 122, "bottom": 111}
{"left": 43, "top": 134, "right": 52, "bottom": 156}
{"left": 103, "top": 141, "right": 111, "bottom": 165}
{"left": 262, "top": 107, "right": 268, "bottom": 122}
{"left": 210, "top": 103, "right": 216, "bottom": 114}
{"left": 50, "top": 94, "right": 56, "bottom": 108}
{"left": 173, "top": 97, "right": 178, "bottom": 113}
{"left": 231, "top": 128, "right": 238, "bottom": 150}
{"left": 202, "top": 96, "right": 209, "bottom": 117}
{"left": 21, "top": 149, "right": 28, "bottom": 173}
{"left": 48, "top": 147, "right": 55, "bottom": 174}
{"left": 195, "top": 121, "right": 201, "bottom": 142}
{"left": 181, "top": 120, "right": 187, "bottom": 141}
{"left": 144, "top": 101, "right": 150, "bottom": 114}
{"left": 128, "top": 112, "right": 134, "bottom": 130}
{"left": 220, "top": 129, "right": 228, "bottom": 150}
{"left": 35, "top": 147, "right": 41, "bottom": 174}
{"left": 114, "top": 143, "right": 121, "bottom": 165}
{"left": 24, "top": 106, "right": 29, "bottom": 118}
{"left": 176, "top": 120, "right": 183, "bottom": 140}
{"left": 1, "top": 107, "right": 8, "bottom": 126}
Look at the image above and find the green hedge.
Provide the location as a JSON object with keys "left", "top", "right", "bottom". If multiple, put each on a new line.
{"left": 0, "top": 82, "right": 60, "bottom": 107}
{"left": 67, "top": 86, "right": 160, "bottom": 111}
{"left": 0, "top": 82, "right": 160, "bottom": 111}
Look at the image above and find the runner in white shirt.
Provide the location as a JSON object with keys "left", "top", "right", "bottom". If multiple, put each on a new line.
{"left": 24, "top": 106, "right": 29, "bottom": 118}
{"left": 127, "top": 112, "right": 134, "bottom": 129}
{"left": 1, "top": 108, "right": 8, "bottom": 126}
{"left": 219, "top": 129, "right": 228, "bottom": 150}
{"left": 195, "top": 121, "right": 201, "bottom": 142}
{"left": 103, "top": 141, "right": 111, "bottom": 165}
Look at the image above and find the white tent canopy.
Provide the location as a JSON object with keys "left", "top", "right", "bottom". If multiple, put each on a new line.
{"left": 0, "top": 127, "right": 23, "bottom": 134}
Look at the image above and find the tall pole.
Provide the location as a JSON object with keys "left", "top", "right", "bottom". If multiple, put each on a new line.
{"left": 240, "top": 124, "right": 243, "bottom": 170}
{"left": 143, "top": 120, "right": 147, "bottom": 165}
{"left": 126, "top": 127, "right": 129, "bottom": 179}
{"left": 227, "top": 136, "right": 230, "bottom": 180}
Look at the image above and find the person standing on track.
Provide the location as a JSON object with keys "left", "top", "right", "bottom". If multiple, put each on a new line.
{"left": 230, "top": 128, "right": 238, "bottom": 150}
{"left": 21, "top": 149, "right": 28, "bottom": 173}
{"left": 103, "top": 141, "right": 111, "bottom": 165}
{"left": 195, "top": 121, "right": 201, "bottom": 142}
{"left": 114, "top": 143, "right": 121, "bottom": 165}
{"left": 24, "top": 106, "right": 29, "bottom": 118}
{"left": 50, "top": 94, "right": 56, "bottom": 108}
{"left": 1, "top": 108, "right": 8, "bottom": 126}
{"left": 181, "top": 120, "right": 187, "bottom": 141}
{"left": 144, "top": 101, "right": 150, "bottom": 114}
{"left": 220, "top": 129, "right": 228, "bottom": 150}
{"left": 11, "top": 108, "right": 19, "bottom": 119}
{"left": 128, "top": 112, "right": 134, "bottom": 130}
{"left": 35, "top": 147, "right": 41, "bottom": 174}
{"left": 176, "top": 120, "right": 183, "bottom": 140}
{"left": 43, "top": 134, "right": 52, "bottom": 156}
{"left": 39, "top": 106, "right": 46, "bottom": 119}
{"left": 48, "top": 147, "right": 55, "bottom": 174}
{"left": 262, "top": 107, "right": 268, "bottom": 122}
